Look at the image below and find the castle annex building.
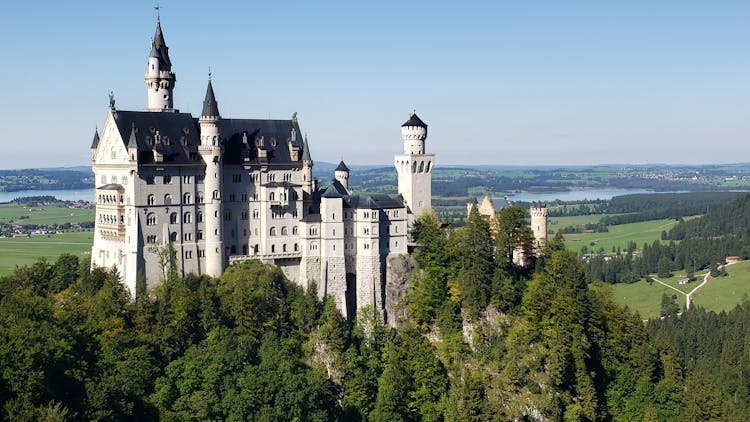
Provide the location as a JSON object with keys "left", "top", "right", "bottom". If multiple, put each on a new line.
{"left": 90, "top": 20, "right": 434, "bottom": 319}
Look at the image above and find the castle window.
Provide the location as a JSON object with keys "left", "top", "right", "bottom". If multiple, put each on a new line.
{"left": 164, "top": 194, "right": 172, "bottom": 205}
{"left": 271, "top": 245, "right": 276, "bottom": 253}
{"left": 412, "top": 161, "right": 417, "bottom": 173}
{"left": 254, "top": 245, "right": 259, "bottom": 254}
{"left": 241, "top": 193, "right": 248, "bottom": 202}
{"left": 294, "top": 243, "right": 298, "bottom": 252}
{"left": 292, "top": 226, "right": 298, "bottom": 235}
{"left": 170, "top": 232, "right": 177, "bottom": 242}
{"left": 232, "top": 174, "right": 242, "bottom": 183}
{"left": 146, "top": 175, "right": 155, "bottom": 185}
{"left": 224, "top": 212, "right": 231, "bottom": 221}
{"left": 146, "top": 213, "right": 156, "bottom": 226}
{"left": 183, "top": 193, "right": 191, "bottom": 204}
{"left": 213, "top": 190, "right": 219, "bottom": 199}
{"left": 281, "top": 226, "right": 288, "bottom": 235}
{"left": 419, "top": 161, "right": 424, "bottom": 172}
{"left": 241, "top": 211, "right": 248, "bottom": 220}
{"left": 363, "top": 227, "right": 370, "bottom": 235}
{"left": 197, "top": 212, "right": 203, "bottom": 222}
{"left": 426, "top": 162, "right": 432, "bottom": 172}
{"left": 197, "top": 192, "right": 204, "bottom": 203}
{"left": 147, "top": 194, "right": 155, "bottom": 206}
{"left": 364, "top": 243, "right": 370, "bottom": 249}
{"left": 243, "top": 244, "right": 249, "bottom": 255}
{"left": 146, "top": 235, "right": 157, "bottom": 244}
{"left": 170, "top": 212, "right": 177, "bottom": 224}
{"left": 183, "top": 175, "right": 191, "bottom": 184}
{"left": 198, "top": 249, "right": 205, "bottom": 258}
{"left": 253, "top": 193, "right": 259, "bottom": 201}
{"left": 269, "top": 192, "right": 275, "bottom": 201}
{"left": 283, "top": 244, "right": 287, "bottom": 252}
{"left": 270, "top": 227, "right": 277, "bottom": 236}
{"left": 183, "top": 212, "right": 192, "bottom": 223}
{"left": 163, "top": 175, "right": 171, "bottom": 184}
{"left": 394, "top": 210, "right": 399, "bottom": 217}
{"left": 184, "top": 232, "right": 192, "bottom": 241}
{"left": 253, "top": 209, "right": 259, "bottom": 219}
{"left": 181, "top": 137, "right": 188, "bottom": 147}
{"left": 197, "top": 230, "right": 203, "bottom": 240}
{"left": 184, "top": 251, "right": 193, "bottom": 259}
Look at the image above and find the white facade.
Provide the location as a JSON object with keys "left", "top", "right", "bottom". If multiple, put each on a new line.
{"left": 395, "top": 114, "right": 434, "bottom": 221}
{"left": 90, "top": 19, "right": 428, "bottom": 320}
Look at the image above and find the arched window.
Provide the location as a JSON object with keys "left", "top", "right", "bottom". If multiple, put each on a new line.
{"left": 183, "top": 193, "right": 191, "bottom": 204}
{"left": 292, "top": 226, "right": 298, "bottom": 235}
{"left": 283, "top": 244, "right": 287, "bottom": 252}
{"left": 147, "top": 194, "right": 155, "bottom": 205}
{"left": 254, "top": 245, "right": 259, "bottom": 254}
{"left": 197, "top": 212, "right": 203, "bottom": 222}
{"left": 170, "top": 212, "right": 177, "bottom": 224}
{"left": 271, "top": 245, "right": 276, "bottom": 253}
{"left": 281, "top": 226, "right": 288, "bottom": 235}
{"left": 243, "top": 244, "right": 249, "bottom": 255}
{"left": 270, "top": 227, "right": 277, "bottom": 236}
{"left": 419, "top": 161, "right": 424, "bottom": 172}
{"left": 146, "top": 213, "right": 156, "bottom": 226}
{"left": 170, "top": 232, "right": 177, "bottom": 242}
{"left": 183, "top": 212, "right": 192, "bottom": 223}
{"left": 212, "top": 190, "right": 219, "bottom": 199}
{"left": 270, "top": 192, "right": 275, "bottom": 201}
{"left": 294, "top": 243, "right": 299, "bottom": 252}
{"left": 164, "top": 194, "right": 172, "bottom": 205}
{"left": 412, "top": 161, "right": 417, "bottom": 173}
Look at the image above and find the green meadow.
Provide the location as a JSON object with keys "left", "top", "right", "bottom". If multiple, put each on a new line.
{"left": 564, "top": 218, "right": 679, "bottom": 253}
{"left": 692, "top": 260, "right": 750, "bottom": 313}
{"left": 0, "top": 203, "right": 94, "bottom": 225}
{"left": 609, "top": 279, "right": 687, "bottom": 320}
{"left": 0, "top": 230, "right": 93, "bottom": 275}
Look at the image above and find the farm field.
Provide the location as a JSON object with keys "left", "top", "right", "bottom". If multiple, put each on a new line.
{"left": 547, "top": 213, "right": 620, "bottom": 232}
{"left": 609, "top": 279, "right": 687, "bottom": 319}
{"left": 564, "top": 218, "right": 679, "bottom": 253}
{"left": 692, "top": 260, "right": 750, "bottom": 313}
{"left": 650, "top": 269, "right": 707, "bottom": 294}
{"left": 0, "top": 230, "right": 93, "bottom": 275}
{"left": 0, "top": 203, "right": 94, "bottom": 225}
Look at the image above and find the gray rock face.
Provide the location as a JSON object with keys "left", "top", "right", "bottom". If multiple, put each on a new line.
{"left": 385, "top": 253, "right": 416, "bottom": 327}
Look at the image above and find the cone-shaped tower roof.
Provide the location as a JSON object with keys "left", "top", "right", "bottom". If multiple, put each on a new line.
{"left": 90, "top": 128, "right": 100, "bottom": 149}
{"left": 152, "top": 20, "right": 171, "bottom": 67}
{"left": 302, "top": 136, "right": 312, "bottom": 162}
{"left": 201, "top": 79, "right": 220, "bottom": 117}
{"left": 401, "top": 113, "right": 427, "bottom": 128}
{"left": 335, "top": 160, "right": 350, "bottom": 172}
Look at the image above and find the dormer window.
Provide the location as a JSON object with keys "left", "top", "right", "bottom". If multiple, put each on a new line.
{"left": 146, "top": 136, "right": 154, "bottom": 146}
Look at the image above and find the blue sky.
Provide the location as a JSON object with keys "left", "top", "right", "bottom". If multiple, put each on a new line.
{"left": 1, "top": 1, "right": 748, "bottom": 168}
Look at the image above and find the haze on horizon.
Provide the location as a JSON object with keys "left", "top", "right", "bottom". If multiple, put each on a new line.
{"left": 0, "top": 0, "right": 748, "bottom": 169}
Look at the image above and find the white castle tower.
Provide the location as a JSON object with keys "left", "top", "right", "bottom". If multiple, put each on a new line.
{"left": 144, "top": 18, "right": 176, "bottom": 111}
{"left": 334, "top": 161, "right": 350, "bottom": 193}
{"left": 530, "top": 203, "right": 548, "bottom": 252}
{"left": 394, "top": 113, "right": 434, "bottom": 220}
{"left": 198, "top": 76, "right": 224, "bottom": 276}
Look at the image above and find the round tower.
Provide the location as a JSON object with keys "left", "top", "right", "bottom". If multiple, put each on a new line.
{"left": 198, "top": 76, "right": 224, "bottom": 277}
{"left": 334, "top": 160, "right": 350, "bottom": 193}
{"left": 530, "top": 203, "right": 548, "bottom": 252}
{"left": 395, "top": 112, "right": 434, "bottom": 220}
{"left": 144, "top": 19, "right": 176, "bottom": 111}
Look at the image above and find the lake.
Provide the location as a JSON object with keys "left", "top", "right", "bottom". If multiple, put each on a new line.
{"left": 0, "top": 188, "right": 95, "bottom": 203}
{"left": 502, "top": 189, "right": 676, "bottom": 203}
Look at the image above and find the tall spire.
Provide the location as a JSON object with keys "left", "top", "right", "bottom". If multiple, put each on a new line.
{"left": 152, "top": 20, "right": 171, "bottom": 67}
{"left": 90, "top": 128, "right": 100, "bottom": 149}
{"left": 201, "top": 77, "right": 220, "bottom": 118}
{"left": 302, "top": 135, "right": 312, "bottom": 162}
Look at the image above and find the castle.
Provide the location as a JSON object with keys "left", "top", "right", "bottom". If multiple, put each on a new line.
{"left": 89, "top": 19, "right": 434, "bottom": 319}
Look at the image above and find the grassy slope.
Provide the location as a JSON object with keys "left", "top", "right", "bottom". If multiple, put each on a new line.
{"left": 610, "top": 279, "right": 687, "bottom": 319}
{"left": 692, "top": 260, "right": 750, "bottom": 313}
{"left": 0, "top": 230, "right": 93, "bottom": 275}
{"left": 564, "top": 218, "right": 679, "bottom": 253}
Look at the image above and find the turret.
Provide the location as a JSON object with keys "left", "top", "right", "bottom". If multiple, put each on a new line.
{"left": 90, "top": 128, "right": 100, "bottom": 161}
{"left": 144, "top": 19, "right": 176, "bottom": 111}
{"left": 301, "top": 135, "right": 313, "bottom": 195}
{"left": 401, "top": 113, "right": 427, "bottom": 155}
{"left": 198, "top": 76, "right": 223, "bottom": 277}
{"left": 334, "top": 160, "right": 350, "bottom": 193}
{"left": 530, "top": 203, "right": 548, "bottom": 252}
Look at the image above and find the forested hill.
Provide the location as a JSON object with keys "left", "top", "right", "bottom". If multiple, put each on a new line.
{"left": 586, "top": 193, "right": 750, "bottom": 284}
{"left": 0, "top": 169, "right": 93, "bottom": 192}
{"left": 2, "top": 208, "right": 749, "bottom": 419}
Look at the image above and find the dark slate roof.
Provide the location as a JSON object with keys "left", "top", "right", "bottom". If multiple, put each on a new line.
{"left": 152, "top": 21, "right": 171, "bottom": 67}
{"left": 346, "top": 194, "right": 404, "bottom": 210}
{"left": 401, "top": 113, "right": 427, "bottom": 128}
{"left": 321, "top": 184, "right": 343, "bottom": 198}
{"left": 126, "top": 124, "right": 138, "bottom": 149}
{"left": 201, "top": 80, "right": 220, "bottom": 117}
{"left": 112, "top": 111, "right": 201, "bottom": 166}
{"left": 220, "top": 118, "right": 303, "bottom": 165}
{"left": 335, "top": 160, "right": 349, "bottom": 172}
{"left": 90, "top": 129, "right": 100, "bottom": 149}
{"left": 301, "top": 136, "right": 312, "bottom": 162}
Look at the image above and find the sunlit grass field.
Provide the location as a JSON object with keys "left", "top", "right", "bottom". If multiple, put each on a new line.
{"left": 564, "top": 218, "right": 679, "bottom": 253}
{"left": 692, "top": 260, "right": 750, "bottom": 313}
{"left": 0, "top": 203, "right": 94, "bottom": 225}
{"left": 0, "top": 230, "right": 93, "bottom": 275}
